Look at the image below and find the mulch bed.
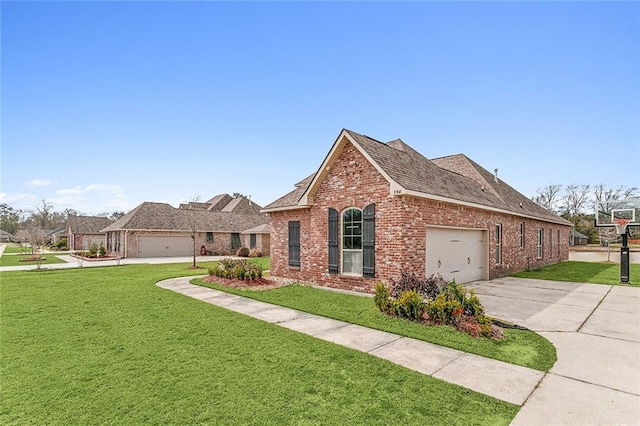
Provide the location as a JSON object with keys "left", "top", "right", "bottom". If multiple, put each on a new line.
{"left": 202, "top": 275, "right": 289, "bottom": 291}
{"left": 19, "top": 257, "right": 46, "bottom": 262}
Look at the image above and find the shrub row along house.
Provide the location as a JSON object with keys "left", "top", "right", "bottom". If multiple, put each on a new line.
{"left": 102, "top": 195, "right": 269, "bottom": 258}
{"left": 263, "top": 129, "right": 571, "bottom": 293}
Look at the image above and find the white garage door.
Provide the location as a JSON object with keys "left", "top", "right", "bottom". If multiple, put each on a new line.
{"left": 138, "top": 236, "right": 193, "bottom": 257}
{"left": 426, "top": 227, "right": 487, "bottom": 284}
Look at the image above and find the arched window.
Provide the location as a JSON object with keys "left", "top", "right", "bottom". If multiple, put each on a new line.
{"left": 342, "top": 208, "right": 362, "bottom": 275}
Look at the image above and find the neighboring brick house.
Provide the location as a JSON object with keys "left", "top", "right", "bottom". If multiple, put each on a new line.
{"left": 102, "top": 195, "right": 269, "bottom": 258}
{"left": 241, "top": 224, "right": 271, "bottom": 254}
{"left": 262, "top": 129, "right": 572, "bottom": 293}
{"left": 66, "top": 216, "right": 114, "bottom": 251}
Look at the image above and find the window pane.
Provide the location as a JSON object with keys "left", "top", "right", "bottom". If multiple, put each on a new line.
{"left": 343, "top": 209, "right": 352, "bottom": 222}
{"left": 352, "top": 237, "right": 362, "bottom": 250}
{"left": 352, "top": 209, "right": 362, "bottom": 222}
{"left": 343, "top": 251, "right": 363, "bottom": 275}
{"left": 344, "top": 237, "right": 352, "bottom": 250}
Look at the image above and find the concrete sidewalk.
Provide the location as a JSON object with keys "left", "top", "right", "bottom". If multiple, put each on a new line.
{"left": 0, "top": 252, "right": 235, "bottom": 272}
{"left": 156, "top": 276, "right": 544, "bottom": 406}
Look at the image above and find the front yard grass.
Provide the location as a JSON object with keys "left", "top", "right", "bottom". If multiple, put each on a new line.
{"left": 513, "top": 261, "right": 640, "bottom": 286}
{"left": 0, "top": 253, "right": 68, "bottom": 267}
{"left": 1, "top": 244, "right": 28, "bottom": 254}
{"left": 1, "top": 264, "right": 518, "bottom": 425}
{"left": 196, "top": 281, "right": 556, "bottom": 372}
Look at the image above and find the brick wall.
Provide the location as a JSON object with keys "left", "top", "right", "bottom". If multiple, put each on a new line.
{"left": 269, "top": 142, "right": 570, "bottom": 293}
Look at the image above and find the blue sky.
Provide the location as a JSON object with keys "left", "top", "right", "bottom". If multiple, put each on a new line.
{"left": 2, "top": 1, "right": 639, "bottom": 215}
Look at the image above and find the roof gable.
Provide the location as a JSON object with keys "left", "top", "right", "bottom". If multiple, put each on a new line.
{"left": 263, "top": 128, "right": 571, "bottom": 225}
{"left": 68, "top": 216, "right": 114, "bottom": 234}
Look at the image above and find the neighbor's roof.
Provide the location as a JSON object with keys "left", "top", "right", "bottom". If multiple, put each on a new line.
{"left": 101, "top": 202, "right": 268, "bottom": 233}
{"left": 241, "top": 223, "right": 270, "bottom": 235}
{"left": 221, "top": 196, "right": 262, "bottom": 214}
{"left": 261, "top": 173, "right": 315, "bottom": 211}
{"left": 68, "top": 216, "right": 114, "bottom": 234}
{"left": 0, "top": 230, "right": 14, "bottom": 238}
{"left": 263, "top": 129, "right": 571, "bottom": 226}
{"left": 572, "top": 230, "right": 589, "bottom": 239}
{"left": 46, "top": 225, "right": 66, "bottom": 237}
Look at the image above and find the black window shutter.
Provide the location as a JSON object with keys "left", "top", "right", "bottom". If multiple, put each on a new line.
{"left": 288, "top": 221, "right": 300, "bottom": 267}
{"left": 363, "top": 203, "right": 375, "bottom": 278}
{"left": 328, "top": 208, "right": 339, "bottom": 274}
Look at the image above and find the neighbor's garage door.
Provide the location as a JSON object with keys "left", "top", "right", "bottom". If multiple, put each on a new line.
{"left": 426, "top": 227, "right": 487, "bottom": 283}
{"left": 138, "top": 236, "right": 193, "bottom": 257}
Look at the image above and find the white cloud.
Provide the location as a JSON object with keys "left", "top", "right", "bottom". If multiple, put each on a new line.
{"left": 0, "top": 192, "right": 38, "bottom": 210}
{"left": 25, "top": 179, "right": 53, "bottom": 188}
{"left": 50, "top": 184, "right": 132, "bottom": 214}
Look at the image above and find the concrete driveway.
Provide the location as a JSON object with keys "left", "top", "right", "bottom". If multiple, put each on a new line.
{"left": 469, "top": 277, "right": 640, "bottom": 425}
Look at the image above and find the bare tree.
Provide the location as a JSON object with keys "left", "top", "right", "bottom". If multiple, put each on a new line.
{"left": 593, "top": 184, "right": 639, "bottom": 206}
{"left": 14, "top": 229, "right": 30, "bottom": 255}
{"left": 598, "top": 227, "right": 619, "bottom": 262}
{"left": 186, "top": 195, "right": 201, "bottom": 268}
{"left": 561, "top": 184, "right": 591, "bottom": 217}
{"left": 31, "top": 199, "right": 55, "bottom": 229}
{"left": 532, "top": 184, "right": 563, "bottom": 213}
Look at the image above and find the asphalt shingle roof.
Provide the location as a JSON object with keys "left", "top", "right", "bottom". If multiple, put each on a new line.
{"left": 264, "top": 129, "right": 571, "bottom": 225}
{"left": 68, "top": 216, "right": 114, "bottom": 234}
{"left": 102, "top": 202, "right": 268, "bottom": 233}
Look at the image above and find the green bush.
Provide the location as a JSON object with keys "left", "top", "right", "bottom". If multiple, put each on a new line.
{"left": 394, "top": 290, "right": 426, "bottom": 321}
{"left": 374, "top": 276, "right": 501, "bottom": 340}
{"left": 426, "top": 291, "right": 462, "bottom": 325}
{"left": 208, "top": 258, "right": 263, "bottom": 281}
{"left": 88, "top": 242, "right": 99, "bottom": 257}
{"left": 374, "top": 282, "right": 394, "bottom": 315}
{"left": 99, "top": 242, "right": 106, "bottom": 257}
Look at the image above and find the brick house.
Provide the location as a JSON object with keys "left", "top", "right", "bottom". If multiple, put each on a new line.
{"left": 262, "top": 129, "right": 572, "bottom": 293}
{"left": 102, "top": 195, "right": 269, "bottom": 258}
{"left": 66, "top": 216, "right": 114, "bottom": 251}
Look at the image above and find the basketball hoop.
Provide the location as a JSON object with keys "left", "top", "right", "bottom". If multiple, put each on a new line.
{"left": 613, "top": 218, "right": 630, "bottom": 236}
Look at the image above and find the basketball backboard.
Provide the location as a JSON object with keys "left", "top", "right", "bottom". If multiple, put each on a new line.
{"left": 595, "top": 198, "right": 640, "bottom": 227}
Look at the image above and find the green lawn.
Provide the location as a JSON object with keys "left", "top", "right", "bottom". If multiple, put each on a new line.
{"left": 1, "top": 264, "right": 518, "bottom": 425}
{"left": 0, "top": 253, "right": 68, "bottom": 267}
{"left": 513, "top": 261, "right": 640, "bottom": 286}
{"left": 1, "top": 244, "right": 28, "bottom": 254}
{"left": 196, "top": 280, "right": 556, "bottom": 372}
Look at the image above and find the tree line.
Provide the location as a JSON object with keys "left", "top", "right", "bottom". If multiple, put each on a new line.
{"left": 0, "top": 199, "right": 125, "bottom": 235}
{"left": 531, "top": 184, "right": 638, "bottom": 243}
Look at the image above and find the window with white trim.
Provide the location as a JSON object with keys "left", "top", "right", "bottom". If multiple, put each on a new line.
{"left": 495, "top": 224, "right": 502, "bottom": 265}
{"left": 537, "top": 229, "right": 544, "bottom": 259}
{"left": 519, "top": 222, "right": 525, "bottom": 249}
{"left": 342, "top": 208, "right": 363, "bottom": 275}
